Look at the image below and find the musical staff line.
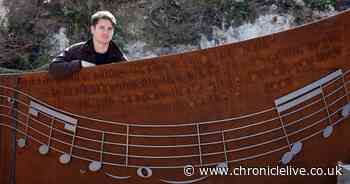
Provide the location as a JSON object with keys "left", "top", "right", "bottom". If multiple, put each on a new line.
{"left": 0, "top": 96, "right": 345, "bottom": 161}
{"left": 0, "top": 121, "right": 322, "bottom": 169}
{"left": 0, "top": 90, "right": 346, "bottom": 152}
{"left": 0, "top": 104, "right": 347, "bottom": 169}
{"left": 0, "top": 84, "right": 346, "bottom": 147}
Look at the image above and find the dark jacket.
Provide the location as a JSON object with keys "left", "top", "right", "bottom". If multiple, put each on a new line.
{"left": 48, "top": 39, "right": 127, "bottom": 79}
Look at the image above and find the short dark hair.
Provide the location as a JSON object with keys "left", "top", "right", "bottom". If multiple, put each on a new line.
{"left": 91, "top": 11, "right": 116, "bottom": 27}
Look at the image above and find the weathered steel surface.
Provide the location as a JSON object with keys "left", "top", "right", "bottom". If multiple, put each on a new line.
{"left": 1, "top": 10, "right": 350, "bottom": 184}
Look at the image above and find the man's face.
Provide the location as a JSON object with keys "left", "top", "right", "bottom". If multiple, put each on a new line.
{"left": 91, "top": 19, "right": 114, "bottom": 44}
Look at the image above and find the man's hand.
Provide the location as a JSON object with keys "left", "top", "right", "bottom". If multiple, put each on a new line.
{"left": 81, "top": 61, "right": 96, "bottom": 68}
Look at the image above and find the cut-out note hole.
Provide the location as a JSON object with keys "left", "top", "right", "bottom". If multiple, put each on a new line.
{"left": 38, "top": 144, "right": 49, "bottom": 155}
{"left": 281, "top": 152, "right": 294, "bottom": 165}
{"left": 216, "top": 162, "right": 228, "bottom": 169}
{"left": 7, "top": 97, "right": 14, "bottom": 104}
{"left": 59, "top": 153, "right": 71, "bottom": 164}
{"left": 17, "top": 138, "right": 26, "bottom": 148}
{"left": 216, "top": 162, "right": 229, "bottom": 175}
{"left": 291, "top": 142, "right": 303, "bottom": 155}
{"left": 323, "top": 126, "right": 333, "bottom": 138}
{"left": 341, "top": 103, "right": 350, "bottom": 117}
{"left": 137, "top": 167, "right": 152, "bottom": 178}
{"left": 89, "top": 161, "right": 102, "bottom": 172}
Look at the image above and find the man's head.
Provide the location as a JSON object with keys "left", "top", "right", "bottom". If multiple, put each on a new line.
{"left": 90, "top": 11, "right": 116, "bottom": 45}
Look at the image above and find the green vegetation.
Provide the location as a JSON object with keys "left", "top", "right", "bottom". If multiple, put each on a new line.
{"left": 304, "top": 0, "right": 336, "bottom": 10}
{"left": 144, "top": 0, "right": 253, "bottom": 47}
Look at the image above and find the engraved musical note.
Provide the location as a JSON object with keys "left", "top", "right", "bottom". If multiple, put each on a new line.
{"left": 275, "top": 70, "right": 343, "bottom": 164}
{"left": 88, "top": 132, "right": 105, "bottom": 172}
{"left": 275, "top": 102, "right": 294, "bottom": 164}
{"left": 59, "top": 127, "right": 77, "bottom": 165}
{"left": 29, "top": 101, "right": 78, "bottom": 133}
{"left": 38, "top": 118, "right": 54, "bottom": 155}
{"left": 216, "top": 130, "right": 228, "bottom": 170}
{"left": 17, "top": 109, "right": 34, "bottom": 148}
{"left": 320, "top": 80, "right": 334, "bottom": 138}
{"left": 27, "top": 101, "right": 79, "bottom": 160}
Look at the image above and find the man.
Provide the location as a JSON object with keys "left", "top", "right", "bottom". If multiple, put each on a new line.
{"left": 336, "top": 0, "right": 350, "bottom": 10}
{"left": 48, "top": 11, "right": 127, "bottom": 79}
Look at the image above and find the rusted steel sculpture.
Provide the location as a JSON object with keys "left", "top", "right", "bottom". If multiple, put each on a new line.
{"left": 1, "top": 9, "right": 350, "bottom": 184}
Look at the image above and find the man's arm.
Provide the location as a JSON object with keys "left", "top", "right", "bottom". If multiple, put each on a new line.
{"left": 48, "top": 48, "right": 82, "bottom": 80}
{"left": 121, "top": 53, "right": 128, "bottom": 62}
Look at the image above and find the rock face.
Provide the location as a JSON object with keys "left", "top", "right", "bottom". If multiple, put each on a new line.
{"left": 0, "top": 0, "right": 347, "bottom": 71}
{"left": 0, "top": 0, "right": 7, "bottom": 24}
